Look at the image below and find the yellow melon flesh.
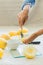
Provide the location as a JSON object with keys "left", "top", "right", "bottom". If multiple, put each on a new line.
{"left": 17, "top": 29, "right": 28, "bottom": 36}
{"left": 23, "top": 46, "right": 36, "bottom": 59}
{"left": 0, "top": 34, "right": 10, "bottom": 40}
{"left": 22, "top": 29, "right": 28, "bottom": 33}
{"left": 16, "top": 31, "right": 20, "bottom": 35}
{"left": 9, "top": 32, "right": 17, "bottom": 37}
{"left": 0, "top": 49, "right": 4, "bottom": 59}
{"left": 21, "top": 38, "right": 25, "bottom": 42}
{"left": 0, "top": 38, "right": 7, "bottom": 49}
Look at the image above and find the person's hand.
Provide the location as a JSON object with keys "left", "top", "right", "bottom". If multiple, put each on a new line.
{"left": 23, "top": 38, "right": 29, "bottom": 44}
{"left": 17, "top": 10, "right": 28, "bottom": 27}
{"left": 22, "top": 38, "right": 29, "bottom": 44}
{"left": 23, "top": 29, "right": 43, "bottom": 44}
{"left": 17, "top": 5, "right": 29, "bottom": 27}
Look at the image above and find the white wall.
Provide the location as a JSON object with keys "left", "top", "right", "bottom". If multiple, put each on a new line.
{"left": 0, "top": 0, "right": 43, "bottom": 27}
{"left": 26, "top": 0, "right": 43, "bottom": 28}
{"left": 0, "top": 0, "right": 22, "bottom": 26}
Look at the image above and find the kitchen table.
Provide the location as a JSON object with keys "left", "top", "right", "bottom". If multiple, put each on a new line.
{"left": 0, "top": 26, "right": 43, "bottom": 65}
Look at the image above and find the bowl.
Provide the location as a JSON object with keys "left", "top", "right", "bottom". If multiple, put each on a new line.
{"left": 7, "top": 36, "right": 23, "bottom": 49}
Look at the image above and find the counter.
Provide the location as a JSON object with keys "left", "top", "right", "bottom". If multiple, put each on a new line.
{"left": 0, "top": 26, "right": 43, "bottom": 65}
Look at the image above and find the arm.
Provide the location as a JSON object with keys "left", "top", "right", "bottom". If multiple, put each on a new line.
{"left": 23, "top": 29, "right": 43, "bottom": 44}
{"left": 17, "top": 0, "right": 35, "bottom": 27}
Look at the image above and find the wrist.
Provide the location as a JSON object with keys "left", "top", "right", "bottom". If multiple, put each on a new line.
{"left": 22, "top": 5, "right": 30, "bottom": 16}
{"left": 23, "top": 5, "right": 30, "bottom": 12}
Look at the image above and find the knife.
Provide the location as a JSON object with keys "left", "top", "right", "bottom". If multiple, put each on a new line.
{"left": 29, "top": 41, "right": 40, "bottom": 44}
{"left": 20, "top": 27, "right": 24, "bottom": 38}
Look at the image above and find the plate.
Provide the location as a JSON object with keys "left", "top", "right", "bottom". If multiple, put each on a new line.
{"left": 10, "top": 44, "right": 42, "bottom": 58}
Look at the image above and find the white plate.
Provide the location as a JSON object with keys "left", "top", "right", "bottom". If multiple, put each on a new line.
{"left": 17, "top": 44, "right": 43, "bottom": 56}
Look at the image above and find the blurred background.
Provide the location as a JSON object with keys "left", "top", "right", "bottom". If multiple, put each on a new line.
{"left": 0, "top": 0, "right": 43, "bottom": 28}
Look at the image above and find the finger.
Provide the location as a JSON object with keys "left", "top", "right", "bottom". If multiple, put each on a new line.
{"left": 17, "top": 15, "right": 22, "bottom": 27}
{"left": 23, "top": 39, "right": 28, "bottom": 44}
{"left": 23, "top": 15, "right": 28, "bottom": 25}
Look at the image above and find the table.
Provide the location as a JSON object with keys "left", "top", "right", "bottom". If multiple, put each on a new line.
{"left": 0, "top": 26, "right": 43, "bottom": 65}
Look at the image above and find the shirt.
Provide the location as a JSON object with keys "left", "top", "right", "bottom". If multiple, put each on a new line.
{"left": 22, "top": 0, "right": 35, "bottom": 10}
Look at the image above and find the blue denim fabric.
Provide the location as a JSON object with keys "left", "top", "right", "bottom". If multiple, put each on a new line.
{"left": 21, "top": 0, "right": 35, "bottom": 10}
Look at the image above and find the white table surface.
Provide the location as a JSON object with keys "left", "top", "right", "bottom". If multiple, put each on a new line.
{"left": 0, "top": 26, "right": 43, "bottom": 65}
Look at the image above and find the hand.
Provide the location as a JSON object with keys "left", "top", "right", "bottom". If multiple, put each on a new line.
{"left": 17, "top": 10, "right": 28, "bottom": 27}
{"left": 17, "top": 5, "right": 29, "bottom": 27}
{"left": 23, "top": 29, "right": 43, "bottom": 44}
{"left": 22, "top": 38, "right": 29, "bottom": 44}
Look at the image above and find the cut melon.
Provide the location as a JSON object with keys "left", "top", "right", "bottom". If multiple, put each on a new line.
{"left": 23, "top": 46, "right": 36, "bottom": 59}
{"left": 0, "top": 49, "right": 4, "bottom": 59}
{"left": 0, "top": 34, "right": 10, "bottom": 40}
{"left": 9, "top": 32, "right": 17, "bottom": 37}
{"left": 17, "top": 29, "right": 28, "bottom": 36}
{"left": 0, "top": 38, "right": 7, "bottom": 49}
